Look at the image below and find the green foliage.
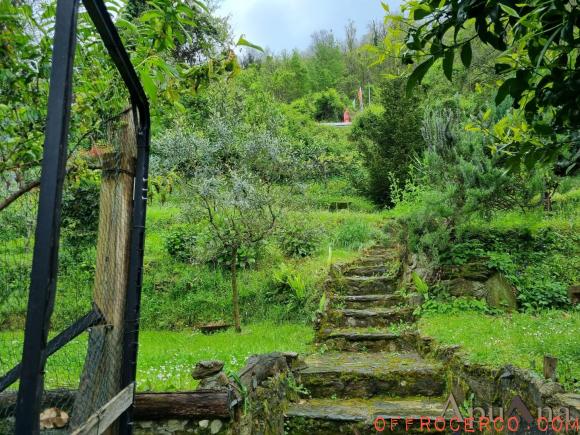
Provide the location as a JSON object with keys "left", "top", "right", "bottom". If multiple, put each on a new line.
{"left": 276, "top": 220, "right": 322, "bottom": 258}
{"left": 312, "top": 89, "right": 346, "bottom": 122}
{"left": 456, "top": 226, "right": 579, "bottom": 311}
{"left": 266, "top": 264, "right": 309, "bottom": 318}
{"left": 307, "top": 30, "right": 346, "bottom": 93}
{"left": 61, "top": 173, "right": 101, "bottom": 247}
{"left": 412, "top": 272, "right": 429, "bottom": 296}
{"left": 332, "top": 219, "right": 379, "bottom": 250}
{"left": 352, "top": 78, "right": 424, "bottom": 206}
{"left": 0, "top": 323, "right": 314, "bottom": 392}
{"left": 392, "top": 0, "right": 580, "bottom": 171}
{"left": 417, "top": 297, "right": 498, "bottom": 317}
{"left": 164, "top": 226, "right": 197, "bottom": 263}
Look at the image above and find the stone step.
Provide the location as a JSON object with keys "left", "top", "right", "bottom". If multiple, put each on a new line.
{"left": 342, "top": 276, "right": 397, "bottom": 294}
{"left": 317, "top": 328, "right": 418, "bottom": 352}
{"left": 361, "top": 246, "right": 397, "bottom": 257}
{"left": 297, "top": 352, "right": 445, "bottom": 399}
{"left": 343, "top": 263, "right": 389, "bottom": 277}
{"left": 338, "top": 294, "right": 404, "bottom": 309}
{"left": 285, "top": 397, "right": 450, "bottom": 434}
{"left": 332, "top": 307, "right": 414, "bottom": 328}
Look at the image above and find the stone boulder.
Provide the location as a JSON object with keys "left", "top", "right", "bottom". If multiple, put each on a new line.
{"left": 484, "top": 273, "right": 517, "bottom": 311}
{"left": 192, "top": 361, "right": 225, "bottom": 380}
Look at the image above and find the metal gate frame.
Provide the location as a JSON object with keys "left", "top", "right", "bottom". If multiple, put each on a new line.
{"left": 6, "top": 1, "right": 150, "bottom": 433}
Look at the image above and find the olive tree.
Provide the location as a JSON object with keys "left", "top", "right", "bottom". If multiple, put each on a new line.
{"left": 188, "top": 119, "right": 297, "bottom": 332}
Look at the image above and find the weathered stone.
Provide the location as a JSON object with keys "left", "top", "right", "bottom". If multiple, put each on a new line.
{"left": 343, "top": 276, "right": 397, "bottom": 295}
{"left": 339, "top": 293, "right": 403, "bottom": 309}
{"left": 197, "top": 372, "right": 230, "bottom": 391}
{"left": 192, "top": 360, "right": 225, "bottom": 380}
{"left": 297, "top": 352, "right": 445, "bottom": 399}
{"left": 446, "top": 278, "right": 486, "bottom": 298}
{"left": 210, "top": 419, "right": 223, "bottom": 434}
{"left": 166, "top": 419, "right": 186, "bottom": 432}
{"left": 406, "top": 292, "right": 424, "bottom": 308}
{"left": 320, "top": 329, "right": 418, "bottom": 352}
{"left": 199, "top": 420, "right": 209, "bottom": 429}
{"left": 485, "top": 273, "right": 517, "bottom": 310}
{"left": 343, "top": 264, "right": 388, "bottom": 277}
{"left": 337, "top": 307, "right": 414, "bottom": 328}
{"left": 286, "top": 397, "right": 452, "bottom": 434}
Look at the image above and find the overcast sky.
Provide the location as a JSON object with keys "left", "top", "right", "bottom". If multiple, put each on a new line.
{"left": 218, "top": 0, "right": 402, "bottom": 53}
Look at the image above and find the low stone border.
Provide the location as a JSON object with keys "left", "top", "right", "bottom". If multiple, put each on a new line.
{"left": 414, "top": 334, "right": 579, "bottom": 420}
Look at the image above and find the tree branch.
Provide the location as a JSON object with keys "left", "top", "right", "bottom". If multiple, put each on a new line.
{"left": 0, "top": 178, "right": 40, "bottom": 212}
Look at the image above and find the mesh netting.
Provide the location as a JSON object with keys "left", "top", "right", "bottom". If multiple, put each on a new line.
{"left": 0, "top": 109, "right": 138, "bottom": 432}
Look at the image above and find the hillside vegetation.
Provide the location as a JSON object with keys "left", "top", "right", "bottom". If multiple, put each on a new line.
{"left": 0, "top": 0, "right": 578, "bottom": 393}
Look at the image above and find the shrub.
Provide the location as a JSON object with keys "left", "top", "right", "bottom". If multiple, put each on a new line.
{"left": 312, "top": 89, "right": 346, "bottom": 122}
{"left": 276, "top": 221, "right": 322, "bottom": 258}
{"left": 351, "top": 79, "right": 424, "bottom": 206}
{"left": 417, "top": 296, "right": 499, "bottom": 317}
{"left": 165, "top": 226, "right": 198, "bottom": 263}
{"left": 61, "top": 174, "right": 100, "bottom": 247}
{"left": 265, "top": 264, "right": 310, "bottom": 319}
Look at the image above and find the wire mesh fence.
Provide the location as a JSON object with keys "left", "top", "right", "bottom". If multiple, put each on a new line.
{"left": 0, "top": 1, "right": 150, "bottom": 432}
{"left": 0, "top": 111, "right": 139, "bottom": 432}
{"left": 0, "top": 186, "right": 38, "bottom": 433}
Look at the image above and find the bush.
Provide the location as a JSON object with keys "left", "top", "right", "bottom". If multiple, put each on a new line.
{"left": 276, "top": 221, "right": 322, "bottom": 258}
{"left": 351, "top": 79, "right": 424, "bottom": 206}
{"left": 61, "top": 174, "right": 100, "bottom": 247}
{"left": 264, "top": 264, "right": 310, "bottom": 320}
{"left": 312, "top": 89, "right": 346, "bottom": 122}
{"left": 417, "top": 296, "right": 498, "bottom": 317}
{"left": 165, "top": 226, "right": 198, "bottom": 263}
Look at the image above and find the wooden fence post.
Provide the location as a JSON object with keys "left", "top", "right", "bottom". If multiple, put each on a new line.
{"left": 71, "top": 110, "right": 137, "bottom": 433}
{"left": 543, "top": 355, "right": 558, "bottom": 381}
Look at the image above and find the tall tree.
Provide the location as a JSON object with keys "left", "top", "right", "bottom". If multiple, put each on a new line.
{"left": 307, "top": 30, "right": 346, "bottom": 92}
{"left": 352, "top": 78, "right": 424, "bottom": 206}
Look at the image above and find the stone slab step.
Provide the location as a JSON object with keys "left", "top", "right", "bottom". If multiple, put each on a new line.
{"left": 285, "top": 397, "right": 449, "bottom": 434}
{"left": 338, "top": 294, "right": 404, "bottom": 309}
{"left": 297, "top": 352, "right": 444, "bottom": 399}
{"left": 342, "top": 276, "right": 397, "bottom": 294}
{"left": 343, "top": 264, "right": 389, "bottom": 277}
{"left": 332, "top": 307, "right": 414, "bottom": 328}
{"left": 317, "top": 328, "right": 418, "bottom": 352}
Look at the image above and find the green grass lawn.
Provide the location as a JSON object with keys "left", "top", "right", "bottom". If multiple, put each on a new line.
{"left": 419, "top": 310, "right": 580, "bottom": 392}
{"left": 0, "top": 322, "right": 313, "bottom": 392}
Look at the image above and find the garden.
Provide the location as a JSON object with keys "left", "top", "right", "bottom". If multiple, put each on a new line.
{"left": 1, "top": 0, "right": 578, "bottom": 422}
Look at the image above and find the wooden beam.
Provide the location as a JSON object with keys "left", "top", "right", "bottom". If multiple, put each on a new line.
{"left": 1, "top": 390, "right": 236, "bottom": 421}
{"left": 71, "top": 383, "right": 134, "bottom": 435}
{"left": 134, "top": 390, "right": 234, "bottom": 420}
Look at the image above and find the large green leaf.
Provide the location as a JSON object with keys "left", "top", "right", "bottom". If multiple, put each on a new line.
{"left": 406, "top": 56, "right": 435, "bottom": 96}
{"left": 460, "top": 42, "right": 472, "bottom": 68}
{"left": 236, "top": 36, "right": 264, "bottom": 52}
{"left": 495, "top": 77, "right": 516, "bottom": 105}
{"left": 443, "top": 49, "right": 454, "bottom": 81}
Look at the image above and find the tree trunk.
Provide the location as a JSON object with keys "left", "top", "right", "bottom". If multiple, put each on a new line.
{"left": 543, "top": 189, "right": 552, "bottom": 212}
{"left": 231, "top": 247, "right": 241, "bottom": 333}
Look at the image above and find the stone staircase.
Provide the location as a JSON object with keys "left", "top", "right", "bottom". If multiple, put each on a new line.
{"left": 285, "top": 245, "right": 450, "bottom": 434}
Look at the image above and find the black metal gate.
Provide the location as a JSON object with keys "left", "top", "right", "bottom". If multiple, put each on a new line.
{"left": 0, "top": 0, "right": 150, "bottom": 433}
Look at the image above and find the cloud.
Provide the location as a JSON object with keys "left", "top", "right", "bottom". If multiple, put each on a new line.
{"left": 219, "top": 0, "right": 400, "bottom": 53}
